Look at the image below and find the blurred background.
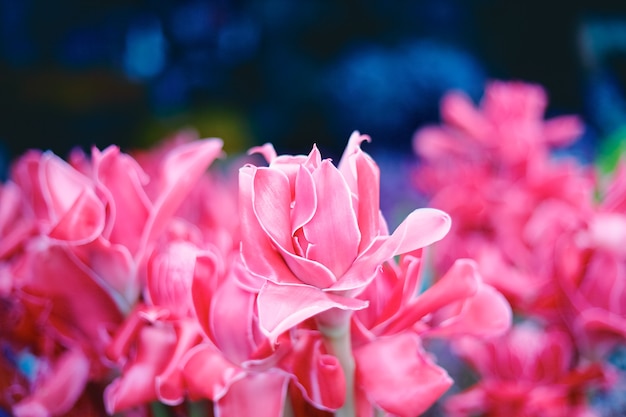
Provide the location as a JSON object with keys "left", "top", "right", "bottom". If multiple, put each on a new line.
{"left": 1, "top": 0, "right": 626, "bottom": 175}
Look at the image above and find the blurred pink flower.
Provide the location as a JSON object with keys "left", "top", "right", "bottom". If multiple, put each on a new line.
{"left": 239, "top": 131, "right": 450, "bottom": 341}
{"left": 555, "top": 161, "right": 626, "bottom": 355}
{"left": 445, "top": 322, "right": 606, "bottom": 417}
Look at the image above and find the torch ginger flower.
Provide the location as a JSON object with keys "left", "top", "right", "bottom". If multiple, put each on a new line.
{"left": 239, "top": 131, "right": 451, "bottom": 340}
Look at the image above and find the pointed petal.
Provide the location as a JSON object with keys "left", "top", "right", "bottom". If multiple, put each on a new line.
{"left": 379, "top": 259, "right": 479, "bottom": 335}
{"left": 354, "top": 333, "right": 452, "bottom": 417}
{"left": 291, "top": 166, "right": 317, "bottom": 234}
{"left": 257, "top": 281, "right": 368, "bottom": 343}
{"left": 334, "top": 208, "right": 450, "bottom": 292}
{"left": 248, "top": 143, "right": 278, "bottom": 163}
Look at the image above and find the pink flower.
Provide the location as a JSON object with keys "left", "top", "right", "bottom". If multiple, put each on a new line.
{"left": 351, "top": 254, "right": 511, "bottom": 416}
{"left": 414, "top": 81, "right": 583, "bottom": 184}
{"left": 555, "top": 163, "right": 626, "bottom": 354}
{"left": 239, "top": 131, "right": 451, "bottom": 340}
{"left": 445, "top": 323, "right": 606, "bottom": 417}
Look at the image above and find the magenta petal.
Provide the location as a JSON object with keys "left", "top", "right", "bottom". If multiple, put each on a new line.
{"left": 354, "top": 333, "right": 452, "bottom": 417}
{"left": 215, "top": 371, "right": 290, "bottom": 417}
{"left": 257, "top": 281, "right": 368, "bottom": 343}
{"left": 304, "top": 160, "right": 361, "bottom": 278}
{"left": 13, "top": 349, "right": 90, "bottom": 417}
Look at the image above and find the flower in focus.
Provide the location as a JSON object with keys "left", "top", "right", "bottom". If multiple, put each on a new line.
{"left": 239, "top": 131, "right": 451, "bottom": 340}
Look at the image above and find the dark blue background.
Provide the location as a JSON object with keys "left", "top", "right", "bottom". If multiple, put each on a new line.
{"left": 0, "top": 0, "right": 625, "bottom": 168}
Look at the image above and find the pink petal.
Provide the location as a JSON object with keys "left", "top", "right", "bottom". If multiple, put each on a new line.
{"left": 542, "top": 115, "right": 584, "bottom": 146}
{"left": 47, "top": 188, "right": 106, "bottom": 244}
{"left": 104, "top": 325, "right": 176, "bottom": 414}
{"left": 71, "top": 237, "right": 137, "bottom": 313}
{"left": 354, "top": 333, "right": 452, "bottom": 417}
{"left": 252, "top": 167, "right": 293, "bottom": 249}
{"left": 146, "top": 241, "right": 199, "bottom": 319}
{"left": 248, "top": 143, "right": 278, "bottom": 163}
{"left": 92, "top": 146, "right": 151, "bottom": 253}
{"left": 257, "top": 281, "right": 368, "bottom": 343}
{"left": 378, "top": 258, "right": 479, "bottom": 335}
{"left": 291, "top": 165, "right": 317, "bottom": 234}
{"left": 354, "top": 148, "right": 381, "bottom": 252}
{"left": 140, "top": 138, "right": 223, "bottom": 257}
{"left": 440, "top": 91, "right": 490, "bottom": 140}
{"left": 191, "top": 252, "right": 222, "bottom": 337}
{"left": 181, "top": 343, "right": 244, "bottom": 402}
{"left": 13, "top": 349, "right": 90, "bottom": 417}
{"left": 39, "top": 152, "right": 93, "bottom": 219}
{"left": 20, "top": 243, "right": 123, "bottom": 350}
{"left": 239, "top": 166, "right": 302, "bottom": 285}
{"left": 155, "top": 320, "right": 203, "bottom": 405}
{"left": 428, "top": 283, "right": 512, "bottom": 338}
{"left": 215, "top": 371, "right": 290, "bottom": 417}
{"left": 247, "top": 166, "right": 336, "bottom": 288}
{"left": 283, "top": 330, "right": 346, "bottom": 411}
{"left": 303, "top": 160, "right": 361, "bottom": 278}
{"left": 335, "top": 208, "right": 450, "bottom": 292}
{"left": 337, "top": 131, "right": 371, "bottom": 194}
{"left": 209, "top": 270, "right": 257, "bottom": 364}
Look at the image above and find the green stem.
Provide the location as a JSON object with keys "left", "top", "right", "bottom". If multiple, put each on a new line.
{"left": 283, "top": 392, "right": 295, "bottom": 417}
{"left": 317, "top": 310, "right": 355, "bottom": 417}
{"left": 149, "top": 402, "right": 170, "bottom": 417}
{"left": 188, "top": 399, "right": 209, "bottom": 417}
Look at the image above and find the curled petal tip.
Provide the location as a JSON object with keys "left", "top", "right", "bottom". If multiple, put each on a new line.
{"left": 248, "top": 143, "right": 277, "bottom": 163}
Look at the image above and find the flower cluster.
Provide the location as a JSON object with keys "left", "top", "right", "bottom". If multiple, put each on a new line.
{"left": 0, "top": 124, "right": 511, "bottom": 417}
{"left": 413, "top": 81, "right": 624, "bottom": 416}
{"left": 3, "top": 79, "right": 625, "bottom": 417}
